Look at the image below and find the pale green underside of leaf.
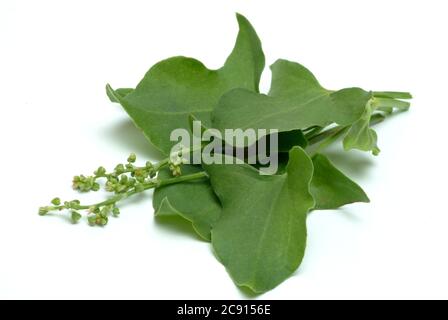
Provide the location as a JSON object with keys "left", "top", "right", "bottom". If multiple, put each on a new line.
{"left": 205, "top": 147, "right": 315, "bottom": 293}
{"left": 212, "top": 59, "right": 372, "bottom": 147}
{"left": 153, "top": 165, "right": 221, "bottom": 241}
{"left": 342, "top": 94, "right": 411, "bottom": 154}
{"left": 343, "top": 102, "right": 380, "bottom": 155}
{"left": 108, "top": 13, "right": 265, "bottom": 155}
{"left": 311, "top": 153, "right": 369, "bottom": 209}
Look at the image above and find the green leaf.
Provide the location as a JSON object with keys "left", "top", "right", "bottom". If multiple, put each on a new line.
{"left": 107, "top": 88, "right": 133, "bottom": 103}
{"left": 204, "top": 147, "right": 315, "bottom": 293}
{"left": 151, "top": 128, "right": 307, "bottom": 242}
{"left": 311, "top": 154, "right": 369, "bottom": 210}
{"left": 342, "top": 93, "right": 411, "bottom": 155}
{"left": 153, "top": 165, "right": 221, "bottom": 241}
{"left": 256, "top": 152, "right": 369, "bottom": 210}
{"left": 212, "top": 59, "right": 372, "bottom": 147}
{"left": 343, "top": 101, "right": 380, "bottom": 155}
{"left": 372, "top": 97, "right": 411, "bottom": 110}
{"left": 108, "top": 13, "right": 265, "bottom": 155}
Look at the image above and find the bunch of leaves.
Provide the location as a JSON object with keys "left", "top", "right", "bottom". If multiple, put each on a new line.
{"left": 40, "top": 14, "right": 411, "bottom": 294}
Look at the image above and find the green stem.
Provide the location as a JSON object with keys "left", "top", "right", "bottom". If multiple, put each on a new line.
{"left": 307, "top": 125, "right": 345, "bottom": 146}
{"left": 304, "top": 126, "right": 324, "bottom": 140}
{"left": 47, "top": 171, "right": 208, "bottom": 212}
{"left": 307, "top": 113, "right": 386, "bottom": 145}
{"left": 313, "top": 126, "right": 350, "bottom": 154}
{"left": 372, "top": 91, "right": 412, "bottom": 100}
{"left": 158, "top": 171, "right": 209, "bottom": 187}
{"left": 153, "top": 158, "right": 170, "bottom": 172}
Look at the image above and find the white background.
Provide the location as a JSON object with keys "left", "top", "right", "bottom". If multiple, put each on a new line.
{"left": 1, "top": 0, "right": 447, "bottom": 300}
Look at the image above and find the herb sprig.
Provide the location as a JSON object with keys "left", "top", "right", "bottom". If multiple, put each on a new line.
{"left": 39, "top": 153, "right": 207, "bottom": 226}
{"left": 40, "top": 14, "right": 411, "bottom": 294}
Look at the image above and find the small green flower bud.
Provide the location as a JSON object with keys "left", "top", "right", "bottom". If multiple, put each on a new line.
{"left": 100, "top": 206, "right": 111, "bottom": 217}
{"left": 51, "top": 197, "right": 61, "bottom": 206}
{"left": 68, "top": 200, "right": 80, "bottom": 209}
{"left": 125, "top": 163, "right": 134, "bottom": 170}
{"left": 71, "top": 211, "right": 82, "bottom": 223}
{"left": 120, "top": 175, "right": 128, "bottom": 185}
{"left": 108, "top": 176, "right": 118, "bottom": 184}
{"left": 135, "top": 183, "right": 144, "bottom": 192}
{"left": 105, "top": 181, "right": 115, "bottom": 192}
{"left": 112, "top": 207, "right": 120, "bottom": 217}
{"left": 92, "top": 182, "right": 100, "bottom": 191}
{"left": 72, "top": 176, "right": 81, "bottom": 189}
{"left": 145, "top": 161, "right": 153, "bottom": 169}
{"left": 87, "top": 215, "right": 96, "bottom": 226}
{"left": 114, "top": 164, "right": 125, "bottom": 175}
{"left": 169, "top": 164, "right": 182, "bottom": 177}
{"left": 94, "top": 166, "right": 106, "bottom": 176}
{"left": 97, "top": 216, "right": 108, "bottom": 226}
{"left": 134, "top": 169, "right": 143, "bottom": 177}
{"left": 115, "top": 184, "right": 127, "bottom": 193}
{"left": 89, "top": 206, "right": 100, "bottom": 214}
{"left": 127, "top": 153, "right": 137, "bottom": 163}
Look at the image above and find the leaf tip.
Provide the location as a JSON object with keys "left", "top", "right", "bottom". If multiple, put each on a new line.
{"left": 235, "top": 12, "right": 248, "bottom": 23}
{"left": 105, "top": 83, "right": 118, "bottom": 103}
{"left": 234, "top": 13, "right": 257, "bottom": 38}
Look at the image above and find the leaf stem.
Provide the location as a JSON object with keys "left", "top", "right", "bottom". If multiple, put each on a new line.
{"left": 307, "top": 113, "right": 386, "bottom": 146}
{"left": 153, "top": 158, "right": 170, "bottom": 172}
{"left": 304, "top": 126, "right": 324, "bottom": 140}
{"left": 372, "top": 91, "right": 412, "bottom": 100}
{"left": 158, "top": 171, "right": 209, "bottom": 187}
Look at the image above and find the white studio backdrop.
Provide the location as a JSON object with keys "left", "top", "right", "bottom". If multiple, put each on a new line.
{"left": 0, "top": 0, "right": 447, "bottom": 299}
